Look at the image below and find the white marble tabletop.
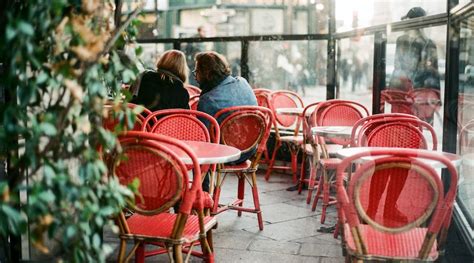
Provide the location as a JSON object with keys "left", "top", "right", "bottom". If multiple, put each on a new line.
{"left": 176, "top": 140, "right": 241, "bottom": 165}
{"left": 311, "top": 126, "right": 352, "bottom": 139}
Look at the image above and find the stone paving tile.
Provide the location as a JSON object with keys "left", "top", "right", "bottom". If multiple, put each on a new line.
{"left": 213, "top": 210, "right": 266, "bottom": 234}
{"left": 299, "top": 242, "right": 343, "bottom": 258}
{"left": 213, "top": 230, "right": 266, "bottom": 250}
{"left": 248, "top": 239, "right": 301, "bottom": 255}
{"left": 215, "top": 248, "right": 320, "bottom": 263}
{"left": 258, "top": 203, "right": 318, "bottom": 224}
{"left": 244, "top": 216, "right": 322, "bottom": 241}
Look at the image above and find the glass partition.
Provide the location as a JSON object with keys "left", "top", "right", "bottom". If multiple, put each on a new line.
{"left": 337, "top": 35, "right": 374, "bottom": 111}
{"left": 248, "top": 40, "right": 327, "bottom": 104}
{"left": 335, "top": 0, "right": 447, "bottom": 32}
{"left": 457, "top": 14, "right": 474, "bottom": 227}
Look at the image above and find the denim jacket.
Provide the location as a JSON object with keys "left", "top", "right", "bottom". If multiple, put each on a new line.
{"left": 197, "top": 76, "right": 257, "bottom": 127}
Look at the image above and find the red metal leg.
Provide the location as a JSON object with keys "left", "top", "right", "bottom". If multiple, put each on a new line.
{"left": 135, "top": 242, "right": 145, "bottom": 263}
{"left": 312, "top": 172, "right": 324, "bottom": 211}
{"left": 237, "top": 173, "right": 245, "bottom": 217}
{"left": 264, "top": 141, "right": 281, "bottom": 181}
{"left": 298, "top": 151, "right": 306, "bottom": 194}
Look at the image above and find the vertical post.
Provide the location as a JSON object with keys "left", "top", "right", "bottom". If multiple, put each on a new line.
{"left": 173, "top": 41, "right": 181, "bottom": 51}
{"left": 326, "top": 0, "right": 336, "bottom": 99}
{"left": 442, "top": 6, "right": 459, "bottom": 155}
{"left": 372, "top": 31, "right": 386, "bottom": 114}
{"left": 114, "top": 0, "right": 123, "bottom": 28}
{"left": 241, "top": 40, "right": 250, "bottom": 81}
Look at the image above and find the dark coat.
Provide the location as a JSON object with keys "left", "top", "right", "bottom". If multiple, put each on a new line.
{"left": 130, "top": 69, "right": 190, "bottom": 112}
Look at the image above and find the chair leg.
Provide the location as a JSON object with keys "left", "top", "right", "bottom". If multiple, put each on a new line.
{"left": 212, "top": 172, "right": 223, "bottom": 214}
{"left": 321, "top": 171, "right": 331, "bottom": 224}
{"left": 265, "top": 140, "right": 281, "bottom": 181}
{"left": 297, "top": 151, "right": 306, "bottom": 194}
{"left": 312, "top": 171, "right": 324, "bottom": 211}
{"left": 135, "top": 242, "right": 145, "bottom": 263}
{"left": 250, "top": 171, "right": 264, "bottom": 231}
{"left": 290, "top": 148, "right": 298, "bottom": 183}
{"left": 173, "top": 244, "right": 183, "bottom": 263}
{"left": 200, "top": 231, "right": 214, "bottom": 263}
{"left": 118, "top": 239, "right": 127, "bottom": 263}
{"left": 237, "top": 172, "right": 245, "bottom": 217}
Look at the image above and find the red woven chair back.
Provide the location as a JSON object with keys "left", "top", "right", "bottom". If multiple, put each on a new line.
{"left": 254, "top": 89, "right": 272, "bottom": 109}
{"left": 314, "top": 100, "right": 369, "bottom": 145}
{"left": 114, "top": 132, "right": 202, "bottom": 215}
{"left": 184, "top": 84, "right": 202, "bottom": 97}
{"left": 269, "top": 90, "right": 304, "bottom": 128}
{"left": 351, "top": 113, "right": 418, "bottom": 147}
{"left": 336, "top": 149, "right": 458, "bottom": 259}
{"left": 103, "top": 102, "right": 153, "bottom": 132}
{"left": 188, "top": 95, "right": 200, "bottom": 111}
{"left": 142, "top": 109, "right": 219, "bottom": 144}
{"left": 215, "top": 106, "right": 273, "bottom": 158}
{"left": 358, "top": 118, "right": 437, "bottom": 150}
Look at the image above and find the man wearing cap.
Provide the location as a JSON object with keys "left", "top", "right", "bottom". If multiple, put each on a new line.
{"left": 389, "top": 7, "right": 441, "bottom": 91}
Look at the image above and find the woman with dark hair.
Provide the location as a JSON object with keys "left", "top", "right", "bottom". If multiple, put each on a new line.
{"left": 131, "top": 50, "right": 190, "bottom": 111}
{"left": 194, "top": 51, "right": 257, "bottom": 127}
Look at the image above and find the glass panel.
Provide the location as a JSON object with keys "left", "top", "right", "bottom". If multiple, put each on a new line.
{"left": 182, "top": 41, "right": 241, "bottom": 85}
{"left": 137, "top": 1, "right": 329, "bottom": 38}
{"left": 336, "top": 0, "right": 447, "bottom": 32}
{"left": 457, "top": 14, "right": 474, "bottom": 227}
{"left": 248, "top": 40, "right": 327, "bottom": 104}
{"left": 133, "top": 43, "right": 169, "bottom": 69}
{"left": 451, "top": 0, "right": 471, "bottom": 10}
{"left": 337, "top": 35, "right": 374, "bottom": 112}
{"left": 384, "top": 25, "right": 447, "bottom": 148}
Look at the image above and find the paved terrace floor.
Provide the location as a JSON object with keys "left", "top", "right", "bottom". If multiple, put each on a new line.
{"left": 105, "top": 170, "right": 472, "bottom": 262}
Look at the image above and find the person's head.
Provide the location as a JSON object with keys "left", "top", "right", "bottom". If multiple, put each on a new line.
{"left": 197, "top": 26, "right": 206, "bottom": 38}
{"left": 156, "top": 50, "right": 189, "bottom": 82}
{"left": 401, "top": 7, "right": 426, "bottom": 20}
{"left": 194, "top": 51, "right": 231, "bottom": 86}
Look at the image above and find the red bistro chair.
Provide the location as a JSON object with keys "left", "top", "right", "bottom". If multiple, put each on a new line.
{"left": 350, "top": 113, "right": 419, "bottom": 147}
{"left": 142, "top": 109, "right": 220, "bottom": 194}
{"left": 357, "top": 117, "right": 438, "bottom": 151}
{"left": 265, "top": 90, "right": 305, "bottom": 182}
{"left": 189, "top": 95, "right": 200, "bottom": 111}
{"left": 310, "top": 100, "right": 369, "bottom": 224}
{"left": 253, "top": 88, "right": 273, "bottom": 164}
{"left": 336, "top": 148, "right": 458, "bottom": 262}
{"left": 184, "top": 84, "right": 202, "bottom": 97}
{"left": 111, "top": 131, "right": 217, "bottom": 263}
{"left": 212, "top": 106, "right": 273, "bottom": 231}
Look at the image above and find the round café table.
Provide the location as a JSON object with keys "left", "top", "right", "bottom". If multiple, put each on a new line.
{"left": 276, "top": 107, "right": 305, "bottom": 116}
{"left": 173, "top": 140, "right": 241, "bottom": 165}
{"left": 311, "top": 126, "right": 352, "bottom": 140}
{"left": 336, "top": 147, "right": 462, "bottom": 168}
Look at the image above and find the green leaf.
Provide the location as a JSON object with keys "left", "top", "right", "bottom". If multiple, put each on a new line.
{"left": 39, "top": 123, "right": 57, "bottom": 136}
{"left": 18, "top": 21, "right": 34, "bottom": 36}
{"left": 6, "top": 25, "right": 16, "bottom": 41}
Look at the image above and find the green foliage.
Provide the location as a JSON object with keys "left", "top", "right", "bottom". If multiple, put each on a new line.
{"left": 0, "top": 0, "right": 143, "bottom": 261}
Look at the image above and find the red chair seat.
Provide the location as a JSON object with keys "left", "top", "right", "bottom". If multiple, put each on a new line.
{"left": 220, "top": 160, "right": 252, "bottom": 172}
{"left": 344, "top": 224, "right": 438, "bottom": 260}
{"left": 127, "top": 213, "right": 217, "bottom": 244}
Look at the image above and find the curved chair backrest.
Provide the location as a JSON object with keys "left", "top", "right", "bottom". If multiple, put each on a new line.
{"left": 351, "top": 113, "right": 419, "bottom": 147}
{"left": 114, "top": 131, "right": 203, "bottom": 215}
{"left": 214, "top": 106, "right": 273, "bottom": 163}
{"left": 381, "top": 89, "right": 415, "bottom": 114}
{"left": 269, "top": 90, "right": 304, "bottom": 128}
{"left": 142, "top": 109, "right": 220, "bottom": 144}
{"left": 312, "top": 100, "right": 369, "bottom": 146}
{"left": 358, "top": 117, "right": 437, "bottom": 150}
{"left": 254, "top": 88, "right": 272, "bottom": 109}
{"left": 184, "top": 84, "right": 202, "bottom": 97}
{"left": 301, "top": 102, "right": 321, "bottom": 144}
{"left": 103, "top": 102, "right": 153, "bottom": 132}
{"left": 189, "top": 95, "right": 200, "bottom": 111}
{"left": 336, "top": 148, "right": 458, "bottom": 260}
